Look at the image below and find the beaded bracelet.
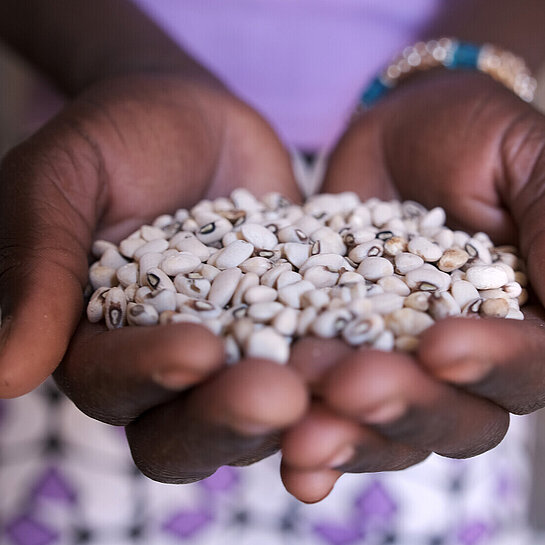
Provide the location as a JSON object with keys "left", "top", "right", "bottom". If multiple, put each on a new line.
{"left": 359, "top": 38, "right": 537, "bottom": 110}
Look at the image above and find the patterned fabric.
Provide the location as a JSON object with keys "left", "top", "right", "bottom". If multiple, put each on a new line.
{"left": 0, "top": 379, "right": 535, "bottom": 545}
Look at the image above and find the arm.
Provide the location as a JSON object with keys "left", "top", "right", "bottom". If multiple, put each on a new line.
{"left": 422, "top": 0, "right": 545, "bottom": 70}
{"left": 0, "top": 0, "right": 218, "bottom": 95}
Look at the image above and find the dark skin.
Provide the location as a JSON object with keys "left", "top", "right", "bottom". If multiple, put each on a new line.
{"left": 0, "top": 73, "right": 310, "bottom": 479}
{"left": 282, "top": 71, "right": 545, "bottom": 501}
{"left": 2, "top": 0, "right": 545, "bottom": 502}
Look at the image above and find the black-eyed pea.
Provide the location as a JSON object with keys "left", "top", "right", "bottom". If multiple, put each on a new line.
{"left": 357, "top": 257, "right": 394, "bottom": 281}
{"left": 126, "top": 302, "right": 159, "bottom": 326}
{"left": 377, "top": 275, "right": 410, "bottom": 296}
{"left": 86, "top": 287, "right": 110, "bottom": 323}
{"left": 394, "top": 335, "right": 420, "bottom": 353}
{"left": 89, "top": 262, "right": 118, "bottom": 290}
{"left": 245, "top": 327, "right": 290, "bottom": 364}
{"left": 284, "top": 242, "right": 311, "bottom": 269}
{"left": 403, "top": 291, "right": 431, "bottom": 312}
{"left": 465, "top": 265, "right": 509, "bottom": 290}
{"left": 407, "top": 236, "right": 443, "bottom": 262}
{"left": 104, "top": 287, "right": 127, "bottom": 330}
{"left": 394, "top": 252, "right": 424, "bottom": 275}
{"left": 438, "top": 248, "right": 469, "bottom": 272}
{"left": 428, "top": 292, "right": 461, "bottom": 320}
{"left": 479, "top": 298, "right": 510, "bottom": 318}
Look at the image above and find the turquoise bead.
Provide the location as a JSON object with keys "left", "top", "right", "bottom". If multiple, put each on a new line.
{"left": 448, "top": 42, "right": 481, "bottom": 69}
{"left": 360, "top": 77, "right": 391, "bottom": 108}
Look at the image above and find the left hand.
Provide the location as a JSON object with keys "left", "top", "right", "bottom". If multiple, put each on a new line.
{"left": 280, "top": 70, "right": 545, "bottom": 502}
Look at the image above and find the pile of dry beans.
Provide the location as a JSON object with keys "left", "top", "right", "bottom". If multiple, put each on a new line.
{"left": 86, "top": 189, "right": 527, "bottom": 363}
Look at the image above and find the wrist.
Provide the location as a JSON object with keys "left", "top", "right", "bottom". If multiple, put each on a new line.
{"left": 359, "top": 38, "right": 537, "bottom": 112}
{"left": 73, "top": 48, "right": 226, "bottom": 98}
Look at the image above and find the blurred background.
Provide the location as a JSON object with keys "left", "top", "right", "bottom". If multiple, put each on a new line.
{"left": 2, "top": 40, "right": 545, "bottom": 537}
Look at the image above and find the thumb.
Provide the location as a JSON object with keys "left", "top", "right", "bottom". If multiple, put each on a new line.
{"left": 502, "top": 110, "right": 545, "bottom": 307}
{"left": 209, "top": 98, "right": 302, "bottom": 203}
{"left": 321, "top": 112, "right": 397, "bottom": 201}
{"left": 0, "top": 133, "right": 96, "bottom": 398}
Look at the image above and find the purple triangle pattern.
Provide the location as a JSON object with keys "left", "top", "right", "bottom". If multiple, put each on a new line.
{"left": 354, "top": 480, "right": 397, "bottom": 523}
{"left": 199, "top": 466, "right": 240, "bottom": 493}
{"left": 31, "top": 467, "right": 77, "bottom": 505}
{"left": 313, "top": 521, "right": 364, "bottom": 545}
{"left": 457, "top": 520, "right": 492, "bottom": 545}
{"left": 496, "top": 472, "right": 516, "bottom": 500}
{"left": 6, "top": 514, "right": 59, "bottom": 545}
{"left": 162, "top": 509, "right": 213, "bottom": 539}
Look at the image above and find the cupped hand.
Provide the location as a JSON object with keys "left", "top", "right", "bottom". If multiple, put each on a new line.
{"left": 0, "top": 74, "right": 309, "bottom": 481}
{"left": 280, "top": 70, "right": 545, "bottom": 502}
{"left": 0, "top": 73, "right": 300, "bottom": 397}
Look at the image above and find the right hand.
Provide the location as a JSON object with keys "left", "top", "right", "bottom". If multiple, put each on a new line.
{"left": 0, "top": 74, "right": 308, "bottom": 482}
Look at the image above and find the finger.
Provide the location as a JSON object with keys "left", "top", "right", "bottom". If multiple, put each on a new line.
{"left": 125, "top": 358, "right": 308, "bottom": 483}
{"left": 280, "top": 403, "right": 428, "bottom": 503}
{"left": 418, "top": 312, "right": 545, "bottom": 415}
{"left": 280, "top": 464, "right": 341, "bottom": 504}
{"left": 380, "top": 73, "right": 518, "bottom": 242}
{"left": 321, "top": 112, "right": 398, "bottom": 200}
{"left": 54, "top": 321, "right": 225, "bottom": 425}
{"left": 288, "top": 337, "right": 354, "bottom": 388}
{"left": 0, "top": 137, "right": 97, "bottom": 398}
{"left": 282, "top": 402, "right": 428, "bottom": 471}
{"left": 320, "top": 350, "right": 509, "bottom": 459}
{"left": 501, "top": 110, "right": 545, "bottom": 306}
{"left": 211, "top": 98, "right": 303, "bottom": 203}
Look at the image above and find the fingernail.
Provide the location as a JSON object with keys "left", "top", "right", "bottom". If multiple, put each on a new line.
{"left": 152, "top": 370, "right": 197, "bottom": 390}
{"left": 363, "top": 399, "right": 406, "bottom": 424}
{"left": 327, "top": 444, "right": 355, "bottom": 469}
{"left": 434, "top": 357, "right": 493, "bottom": 384}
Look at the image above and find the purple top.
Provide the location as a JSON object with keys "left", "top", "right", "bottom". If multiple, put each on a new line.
{"left": 133, "top": 0, "right": 441, "bottom": 150}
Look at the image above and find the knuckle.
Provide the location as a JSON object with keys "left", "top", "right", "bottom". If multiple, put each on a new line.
{"left": 440, "top": 410, "right": 509, "bottom": 459}
{"left": 125, "top": 421, "right": 216, "bottom": 484}
{"left": 502, "top": 109, "right": 545, "bottom": 211}
{"left": 53, "top": 367, "right": 135, "bottom": 427}
{"left": 508, "top": 395, "right": 545, "bottom": 415}
{"left": 131, "top": 455, "right": 213, "bottom": 485}
{"left": 341, "top": 443, "right": 430, "bottom": 473}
